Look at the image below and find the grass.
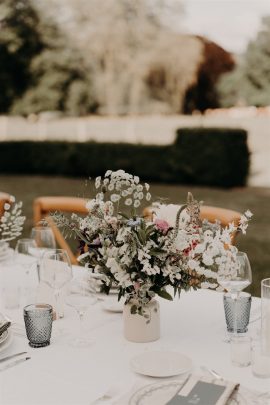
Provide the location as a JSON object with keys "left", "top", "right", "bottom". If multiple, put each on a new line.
{"left": 1, "top": 174, "right": 269, "bottom": 297}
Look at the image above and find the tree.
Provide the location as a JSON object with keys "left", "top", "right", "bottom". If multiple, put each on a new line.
{"left": 0, "top": 0, "right": 43, "bottom": 112}
{"left": 10, "top": 3, "right": 96, "bottom": 115}
{"left": 218, "top": 16, "right": 270, "bottom": 107}
{"left": 184, "top": 37, "right": 235, "bottom": 113}
{"left": 38, "top": 0, "right": 202, "bottom": 114}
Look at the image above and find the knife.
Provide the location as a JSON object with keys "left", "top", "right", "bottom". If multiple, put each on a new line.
{"left": 0, "top": 352, "right": 28, "bottom": 364}
{"left": 0, "top": 356, "right": 31, "bottom": 371}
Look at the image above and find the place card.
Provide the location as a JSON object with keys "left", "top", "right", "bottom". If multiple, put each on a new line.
{"left": 166, "top": 375, "right": 239, "bottom": 405}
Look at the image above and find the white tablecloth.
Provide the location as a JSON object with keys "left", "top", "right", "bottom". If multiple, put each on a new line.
{"left": 0, "top": 264, "right": 269, "bottom": 405}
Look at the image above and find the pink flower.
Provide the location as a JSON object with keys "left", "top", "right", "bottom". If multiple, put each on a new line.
{"left": 155, "top": 219, "right": 170, "bottom": 234}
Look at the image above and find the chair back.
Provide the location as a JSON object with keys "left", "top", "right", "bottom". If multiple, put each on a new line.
{"left": 33, "top": 196, "right": 88, "bottom": 265}
{"left": 143, "top": 204, "right": 241, "bottom": 244}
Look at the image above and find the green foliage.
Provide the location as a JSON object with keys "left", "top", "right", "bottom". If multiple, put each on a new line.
{"left": 174, "top": 127, "right": 250, "bottom": 187}
{"left": 218, "top": 16, "right": 270, "bottom": 107}
{"left": 0, "top": 0, "right": 43, "bottom": 112}
{"left": 0, "top": 127, "right": 249, "bottom": 187}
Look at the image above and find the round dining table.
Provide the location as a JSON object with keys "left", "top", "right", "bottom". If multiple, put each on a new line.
{"left": 0, "top": 263, "right": 269, "bottom": 405}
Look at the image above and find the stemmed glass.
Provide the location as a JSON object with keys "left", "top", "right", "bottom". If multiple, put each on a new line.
{"left": 15, "top": 238, "right": 38, "bottom": 304}
{"left": 30, "top": 226, "right": 56, "bottom": 280}
{"left": 218, "top": 252, "right": 252, "bottom": 297}
{"left": 218, "top": 251, "right": 252, "bottom": 337}
{"left": 40, "top": 249, "right": 73, "bottom": 320}
{"left": 65, "top": 276, "right": 97, "bottom": 347}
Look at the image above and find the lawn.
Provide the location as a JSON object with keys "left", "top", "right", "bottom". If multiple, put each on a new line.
{"left": 1, "top": 174, "right": 269, "bottom": 297}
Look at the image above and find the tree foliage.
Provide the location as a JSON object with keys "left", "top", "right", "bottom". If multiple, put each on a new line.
{"left": 184, "top": 37, "right": 235, "bottom": 113}
{"left": 218, "top": 16, "right": 270, "bottom": 107}
{"left": 0, "top": 0, "right": 43, "bottom": 112}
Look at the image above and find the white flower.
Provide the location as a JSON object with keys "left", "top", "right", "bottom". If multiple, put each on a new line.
{"left": 121, "top": 190, "right": 128, "bottom": 197}
{"left": 134, "top": 176, "right": 140, "bottom": 184}
{"left": 137, "top": 185, "right": 143, "bottom": 191}
{"left": 138, "top": 192, "right": 144, "bottom": 200}
{"left": 202, "top": 253, "right": 214, "bottom": 266}
{"left": 95, "top": 176, "right": 101, "bottom": 189}
{"left": 105, "top": 170, "right": 112, "bottom": 177}
{"left": 134, "top": 200, "right": 140, "bottom": 208}
{"left": 145, "top": 183, "right": 150, "bottom": 191}
{"left": 108, "top": 183, "right": 114, "bottom": 191}
{"left": 4, "top": 203, "right": 10, "bottom": 210}
{"left": 245, "top": 210, "right": 253, "bottom": 218}
{"left": 110, "top": 194, "right": 120, "bottom": 202}
{"left": 146, "top": 192, "right": 151, "bottom": 201}
{"left": 125, "top": 198, "right": 132, "bottom": 206}
{"left": 188, "top": 259, "right": 198, "bottom": 270}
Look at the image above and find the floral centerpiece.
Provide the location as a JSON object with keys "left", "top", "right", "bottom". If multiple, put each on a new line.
{"left": 0, "top": 196, "right": 25, "bottom": 261}
{"left": 54, "top": 170, "right": 251, "bottom": 341}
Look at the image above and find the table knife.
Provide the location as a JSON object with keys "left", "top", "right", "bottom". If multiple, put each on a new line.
{"left": 0, "top": 352, "right": 28, "bottom": 364}
{"left": 0, "top": 356, "right": 31, "bottom": 371}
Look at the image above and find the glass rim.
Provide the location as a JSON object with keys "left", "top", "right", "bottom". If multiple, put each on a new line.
{"left": 24, "top": 303, "right": 53, "bottom": 313}
{"left": 261, "top": 278, "right": 270, "bottom": 287}
{"left": 224, "top": 291, "right": 251, "bottom": 298}
{"left": 16, "top": 238, "right": 36, "bottom": 242}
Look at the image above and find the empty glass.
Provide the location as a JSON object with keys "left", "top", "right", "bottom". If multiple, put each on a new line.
{"left": 24, "top": 304, "right": 53, "bottom": 348}
{"left": 15, "top": 238, "right": 38, "bottom": 304}
{"left": 230, "top": 335, "right": 251, "bottom": 367}
{"left": 30, "top": 226, "right": 56, "bottom": 280}
{"left": 261, "top": 278, "right": 270, "bottom": 355}
{"left": 223, "top": 292, "right": 251, "bottom": 333}
{"left": 66, "top": 276, "right": 97, "bottom": 347}
{"left": 40, "top": 249, "right": 73, "bottom": 319}
{"left": 251, "top": 338, "right": 270, "bottom": 378}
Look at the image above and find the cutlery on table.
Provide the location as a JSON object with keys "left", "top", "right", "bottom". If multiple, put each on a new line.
{"left": 0, "top": 352, "right": 28, "bottom": 364}
{"left": 0, "top": 355, "right": 31, "bottom": 371}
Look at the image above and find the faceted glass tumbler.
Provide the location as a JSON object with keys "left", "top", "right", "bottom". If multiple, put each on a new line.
{"left": 223, "top": 292, "right": 251, "bottom": 333}
{"left": 24, "top": 304, "right": 53, "bottom": 348}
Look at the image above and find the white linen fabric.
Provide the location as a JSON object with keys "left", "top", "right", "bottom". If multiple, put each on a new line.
{"left": 0, "top": 265, "right": 269, "bottom": 405}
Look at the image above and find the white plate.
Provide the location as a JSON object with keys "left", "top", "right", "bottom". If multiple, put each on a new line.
{"left": 130, "top": 351, "right": 192, "bottom": 378}
{"left": 128, "top": 379, "right": 265, "bottom": 405}
{"left": 0, "top": 331, "right": 13, "bottom": 354}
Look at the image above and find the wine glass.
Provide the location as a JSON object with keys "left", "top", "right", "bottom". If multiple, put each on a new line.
{"left": 65, "top": 276, "right": 97, "bottom": 347}
{"left": 30, "top": 226, "right": 56, "bottom": 280}
{"left": 15, "top": 238, "right": 38, "bottom": 304}
{"left": 40, "top": 249, "right": 73, "bottom": 320}
{"left": 218, "top": 251, "right": 252, "bottom": 297}
{"left": 218, "top": 251, "right": 252, "bottom": 337}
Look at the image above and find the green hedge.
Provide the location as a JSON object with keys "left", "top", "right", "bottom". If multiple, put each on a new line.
{"left": 0, "top": 127, "right": 249, "bottom": 187}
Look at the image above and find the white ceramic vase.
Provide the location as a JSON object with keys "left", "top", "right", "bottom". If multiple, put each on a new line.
{"left": 123, "top": 299, "right": 160, "bottom": 343}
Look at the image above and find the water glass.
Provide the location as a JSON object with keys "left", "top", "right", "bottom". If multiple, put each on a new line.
{"left": 230, "top": 335, "right": 251, "bottom": 367}
{"left": 251, "top": 338, "right": 270, "bottom": 378}
{"left": 261, "top": 278, "right": 270, "bottom": 355}
{"left": 223, "top": 292, "right": 251, "bottom": 333}
{"left": 24, "top": 304, "right": 53, "bottom": 348}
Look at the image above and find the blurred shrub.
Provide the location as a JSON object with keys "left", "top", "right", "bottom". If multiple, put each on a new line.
{"left": 218, "top": 16, "right": 270, "bottom": 107}
{"left": 0, "top": 128, "right": 249, "bottom": 187}
{"left": 174, "top": 128, "right": 249, "bottom": 187}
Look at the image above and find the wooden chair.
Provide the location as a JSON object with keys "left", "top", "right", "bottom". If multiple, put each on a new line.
{"left": 0, "top": 192, "right": 11, "bottom": 217}
{"left": 33, "top": 196, "right": 88, "bottom": 265}
{"left": 143, "top": 204, "right": 242, "bottom": 244}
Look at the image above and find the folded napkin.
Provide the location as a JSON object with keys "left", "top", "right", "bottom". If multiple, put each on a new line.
{"left": 166, "top": 374, "right": 239, "bottom": 405}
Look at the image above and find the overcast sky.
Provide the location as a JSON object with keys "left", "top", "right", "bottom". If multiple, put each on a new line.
{"left": 182, "top": 0, "right": 270, "bottom": 53}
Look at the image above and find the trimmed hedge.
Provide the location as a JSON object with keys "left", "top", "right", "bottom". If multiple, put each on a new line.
{"left": 0, "top": 127, "right": 249, "bottom": 187}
